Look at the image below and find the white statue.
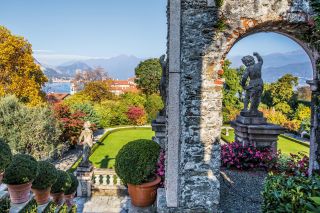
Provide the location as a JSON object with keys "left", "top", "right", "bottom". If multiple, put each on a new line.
{"left": 78, "top": 121, "right": 94, "bottom": 167}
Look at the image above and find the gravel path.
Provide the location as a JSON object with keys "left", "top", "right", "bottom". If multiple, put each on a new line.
{"left": 220, "top": 168, "right": 267, "bottom": 213}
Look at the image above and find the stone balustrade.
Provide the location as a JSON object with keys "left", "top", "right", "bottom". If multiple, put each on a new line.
{"left": 92, "top": 168, "right": 127, "bottom": 196}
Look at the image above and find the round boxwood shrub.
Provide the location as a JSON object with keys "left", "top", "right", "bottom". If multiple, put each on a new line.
{"left": 51, "top": 170, "right": 72, "bottom": 194}
{"left": 115, "top": 139, "right": 160, "bottom": 185}
{"left": 3, "top": 154, "right": 38, "bottom": 185}
{"left": 32, "top": 161, "right": 58, "bottom": 190}
{"left": 0, "top": 138, "right": 12, "bottom": 172}
{"left": 64, "top": 173, "right": 79, "bottom": 195}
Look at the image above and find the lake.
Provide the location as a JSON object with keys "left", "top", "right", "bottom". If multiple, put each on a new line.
{"left": 43, "top": 82, "right": 71, "bottom": 94}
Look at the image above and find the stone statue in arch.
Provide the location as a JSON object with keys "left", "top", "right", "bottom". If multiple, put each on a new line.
{"left": 159, "top": 54, "right": 168, "bottom": 116}
{"left": 241, "top": 52, "right": 264, "bottom": 117}
{"left": 78, "top": 121, "right": 94, "bottom": 167}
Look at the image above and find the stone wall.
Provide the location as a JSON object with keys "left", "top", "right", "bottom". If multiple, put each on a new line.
{"left": 162, "top": 0, "right": 319, "bottom": 212}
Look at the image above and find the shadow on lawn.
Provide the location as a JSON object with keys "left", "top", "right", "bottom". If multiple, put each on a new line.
{"left": 96, "top": 155, "right": 115, "bottom": 168}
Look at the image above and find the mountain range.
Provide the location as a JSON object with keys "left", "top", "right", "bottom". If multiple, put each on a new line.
{"left": 227, "top": 50, "right": 313, "bottom": 85}
{"left": 39, "top": 51, "right": 313, "bottom": 85}
{"left": 40, "top": 55, "right": 143, "bottom": 80}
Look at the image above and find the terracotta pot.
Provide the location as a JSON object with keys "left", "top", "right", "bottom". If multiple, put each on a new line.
{"left": 50, "top": 192, "right": 64, "bottom": 205}
{"left": 7, "top": 182, "right": 32, "bottom": 204}
{"left": 128, "top": 175, "right": 161, "bottom": 207}
{"left": 31, "top": 187, "right": 51, "bottom": 205}
{"left": 0, "top": 172, "right": 3, "bottom": 185}
{"left": 64, "top": 192, "right": 75, "bottom": 207}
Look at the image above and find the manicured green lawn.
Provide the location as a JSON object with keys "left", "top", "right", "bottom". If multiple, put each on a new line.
{"left": 221, "top": 129, "right": 309, "bottom": 156}
{"left": 90, "top": 128, "right": 155, "bottom": 169}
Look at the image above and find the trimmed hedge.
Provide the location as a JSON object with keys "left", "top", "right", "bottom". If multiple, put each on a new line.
{"left": 64, "top": 172, "right": 79, "bottom": 195}
{"left": 0, "top": 138, "right": 12, "bottom": 172}
{"left": 32, "top": 161, "right": 58, "bottom": 190}
{"left": 3, "top": 154, "right": 38, "bottom": 185}
{"left": 115, "top": 139, "right": 160, "bottom": 185}
{"left": 51, "top": 170, "right": 72, "bottom": 194}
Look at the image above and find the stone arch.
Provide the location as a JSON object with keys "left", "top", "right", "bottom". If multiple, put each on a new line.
{"left": 156, "top": 0, "right": 320, "bottom": 212}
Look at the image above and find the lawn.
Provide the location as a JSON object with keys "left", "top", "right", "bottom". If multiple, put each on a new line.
{"left": 221, "top": 129, "right": 309, "bottom": 156}
{"left": 90, "top": 128, "right": 155, "bottom": 169}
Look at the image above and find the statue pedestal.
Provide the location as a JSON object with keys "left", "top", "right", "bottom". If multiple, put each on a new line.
{"left": 152, "top": 114, "right": 166, "bottom": 149}
{"left": 231, "top": 115, "right": 285, "bottom": 151}
{"left": 76, "top": 164, "right": 93, "bottom": 197}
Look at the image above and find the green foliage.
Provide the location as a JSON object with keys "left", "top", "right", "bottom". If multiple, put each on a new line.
{"left": 0, "top": 197, "right": 10, "bottom": 213}
{"left": 222, "top": 61, "right": 243, "bottom": 122}
{"left": 50, "top": 170, "right": 72, "bottom": 193}
{"left": 63, "top": 92, "right": 91, "bottom": 106}
{"left": 215, "top": 0, "right": 224, "bottom": 7}
{"left": 64, "top": 172, "right": 79, "bottom": 195}
{"left": 301, "top": 118, "right": 311, "bottom": 134}
{"left": 32, "top": 161, "right": 57, "bottom": 190}
{"left": 20, "top": 199, "right": 37, "bottom": 213}
{"left": 120, "top": 92, "right": 146, "bottom": 108}
{"left": 262, "top": 174, "right": 320, "bottom": 213}
{"left": 0, "top": 138, "right": 12, "bottom": 172}
{"left": 81, "top": 81, "right": 114, "bottom": 103}
{"left": 135, "top": 59, "right": 162, "bottom": 96}
{"left": 306, "top": 197, "right": 320, "bottom": 212}
{"left": 0, "top": 95, "right": 62, "bottom": 159}
{"left": 3, "top": 154, "right": 38, "bottom": 185}
{"left": 115, "top": 139, "right": 160, "bottom": 185}
{"left": 295, "top": 104, "right": 311, "bottom": 121}
{"left": 43, "top": 202, "right": 57, "bottom": 213}
{"left": 69, "top": 103, "right": 101, "bottom": 128}
{"left": 145, "top": 93, "right": 163, "bottom": 122}
{"left": 216, "top": 19, "right": 226, "bottom": 31}
{"left": 262, "top": 74, "right": 298, "bottom": 111}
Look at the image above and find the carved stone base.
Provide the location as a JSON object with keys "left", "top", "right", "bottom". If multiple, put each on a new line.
{"left": 76, "top": 164, "right": 93, "bottom": 197}
{"left": 152, "top": 114, "right": 166, "bottom": 149}
{"left": 231, "top": 116, "right": 285, "bottom": 151}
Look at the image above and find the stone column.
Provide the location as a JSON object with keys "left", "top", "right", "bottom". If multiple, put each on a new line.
{"left": 76, "top": 165, "right": 93, "bottom": 197}
{"left": 152, "top": 114, "right": 166, "bottom": 149}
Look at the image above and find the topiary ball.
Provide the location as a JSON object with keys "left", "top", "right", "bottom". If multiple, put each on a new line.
{"left": 32, "top": 161, "right": 58, "bottom": 190}
{"left": 64, "top": 173, "right": 79, "bottom": 195}
{"left": 3, "top": 154, "right": 38, "bottom": 185}
{"left": 0, "top": 138, "right": 12, "bottom": 173}
{"left": 50, "top": 170, "right": 72, "bottom": 194}
{"left": 115, "top": 139, "right": 160, "bottom": 185}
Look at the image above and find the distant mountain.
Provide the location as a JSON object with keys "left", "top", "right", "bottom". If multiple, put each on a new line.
{"left": 56, "top": 62, "right": 92, "bottom": 77}
{"left": 82, "top": 55, "right": 143, "bottom": 79}
{"left": 262, "top": 62, "right": 312, "bottom": 85}
{"left": 227, "top": 50, "right": 313, "bottom": 85}
{"left": 228, "top": 50, "right": 311, "bottom": 68}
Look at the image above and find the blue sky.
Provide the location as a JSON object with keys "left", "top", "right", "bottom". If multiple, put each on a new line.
{"left": 0, "top": 1, "right": 307, "bottom": 66}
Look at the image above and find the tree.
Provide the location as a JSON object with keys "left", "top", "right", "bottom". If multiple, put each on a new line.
{"left": 135, "top": 58, "right": 162, "bottom": 95}
{"left": 0, "top": 26, "right": 47, "bottom": 106}
{"left": 145, "top": 94, "right": 164, "bottom": 122}
{"left": 222, "top": 60, "right": 243, "bottom": 123}
{"left": 126, "top": 106, "right": 147, "bottom": 125}
{"left": 74, "top": 67, "right": 108, "bottom": 83}
{"left": 297, "top": 86, "right": 312, "bottom": 102}
{"left": 81, "top": 81, "right": 114, "bottom": 103}
{"left": 0, "top": 95, "right": 62, "bottom": 159}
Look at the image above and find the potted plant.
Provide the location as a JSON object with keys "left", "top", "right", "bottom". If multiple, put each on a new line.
{"left": 3, "top": 154, "right": 38, "bottom": 204}
{"left": 64, "top": 173, "right": 79, "bottom": 207}
{"left": 115, "top": 139, "right": 161, "bottom": 207}
{"left": 31, "top": 161, "right": 58, "bottom": 205}
{"left": 0, "top": 139, "right": 12, "bottom": 184}
{"left": 50, "top": 170, "right": 71, "bottom": 205}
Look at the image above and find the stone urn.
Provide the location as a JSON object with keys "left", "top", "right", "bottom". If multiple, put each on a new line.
{"left": 32, "top": 187, "right": 51, "bottom": 205}
{"left": 128, "top": 175, "right": 161, "bottom": 207}
{"left": 51, "top": 192, "right": 64, "bottom": 205}
{"left": 7, "top": 182, "right": 32, "bottom": 204}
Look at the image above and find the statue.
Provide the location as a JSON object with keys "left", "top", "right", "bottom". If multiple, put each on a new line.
{"left": 159, "top": 55, "right": 168, "bottom": 116}
{"left": 241, "top": 52, "right": 264, "bottom": 117}
{"left": 78, "top": 121, "right": 94, "bottom": 167}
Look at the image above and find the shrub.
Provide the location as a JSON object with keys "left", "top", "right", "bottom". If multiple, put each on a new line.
{"left": 275, "top": 152, "right": 309, "bottom": 177}
{"left": 51, "top": 170, "right": 72, "bottom": 194}
{"left": 221, "top": 142, "right": 276, "bottom": 170}
{"left": 115, "top": 139, "right": 161, "bottom": 185}
{"left": 64, "top": 173, "right": 79, "bottom": 195}
{"left": 262, "top": 174, "right": 320, "bottom": 212}
{"left": 145, "top": 94, "right": 164, "bottom": 122}
{"left": 0, "top": 138, "right": 12, "bottom": 172}
{"left": 0, "top": 96, "right": 62, "bottom": 159}
{"left": 3, "top": 154, "right": 39, "bottom": 185}
{"left": 126, "top": 106, "right": 147, "bottom": 125}
{"left": 69, "top": 103, "right": 101, "bottom": 128}
{"left": 156, "top": 150, "right": 165, "bottom": 187}
{"left": 32, "top": 161, "right": 58, "bottom": 190}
